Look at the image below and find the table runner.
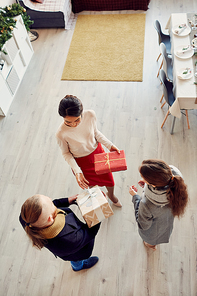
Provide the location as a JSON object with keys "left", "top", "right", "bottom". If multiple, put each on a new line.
{"left": 166, "top": 13, "right": 197, "bottom": 118}
{"left": 188, "top": 13, "right": 197, "bottom": 97}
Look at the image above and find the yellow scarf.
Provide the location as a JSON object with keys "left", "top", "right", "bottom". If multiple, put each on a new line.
{"left": 40, "top": 209, "right": 66, "bottom": 239}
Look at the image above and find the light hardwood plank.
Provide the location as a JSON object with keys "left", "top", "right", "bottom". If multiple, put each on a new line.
{"left": 0, "top": 0, "right": 197, "bottom": 295}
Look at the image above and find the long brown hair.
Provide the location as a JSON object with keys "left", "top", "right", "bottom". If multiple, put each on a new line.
{"left": 21, "top": 195, "right": 47, "bottom": 249}
{"left": 139, "top": 159, "right": 188, "bottom": 217}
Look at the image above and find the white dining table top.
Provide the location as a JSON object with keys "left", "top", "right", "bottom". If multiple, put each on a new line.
{"left": 166, "top": 13, "right": 197, "bottom": 118}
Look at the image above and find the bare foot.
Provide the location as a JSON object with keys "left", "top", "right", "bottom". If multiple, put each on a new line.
{"left": 143, "top": 241, "right": 157, "bottom": 251}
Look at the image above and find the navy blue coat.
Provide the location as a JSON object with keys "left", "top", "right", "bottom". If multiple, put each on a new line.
{"left": 19, "top": 198, "right": 100, "bottom": 261}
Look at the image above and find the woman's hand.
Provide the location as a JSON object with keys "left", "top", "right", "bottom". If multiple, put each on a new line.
{"left": 68, "top": 194, "right": 78, "bottom": 204}
{"left": 110, "top": 145, "right": 120, "bottom": 154}
{"left": 75, "top": 173, "right": 89, "bottom": 189}
{"left": 129, "top": 185, "right": 138, "bottom": 196}
{"left": 138, "top": 180, "right": 145, "bottom": 188}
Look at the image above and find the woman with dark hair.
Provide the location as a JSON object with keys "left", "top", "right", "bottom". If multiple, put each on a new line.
{"left": 56, "top": 95, "right": 122, "bottom": 207}
{"left": 129, "top": 159, "right": 188, "bottom": 250}
{"left": 19, "top": 194, "right": 100, "bottom": 271}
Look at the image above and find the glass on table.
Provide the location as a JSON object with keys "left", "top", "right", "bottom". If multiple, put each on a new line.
{"left": 195, "top": 62, "right": 197, "bottom": 78}
{"left": 192, "top": 14, "right": 197, "bottom": 30}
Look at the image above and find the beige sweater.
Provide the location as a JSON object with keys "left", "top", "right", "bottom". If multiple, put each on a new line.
{"left": 56, "top": 110, "right": 113, "bottom": 175}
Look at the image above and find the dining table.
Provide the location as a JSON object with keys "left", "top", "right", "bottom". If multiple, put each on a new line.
{"left": 165, "top": 13, "right": 197, "bottom": 133}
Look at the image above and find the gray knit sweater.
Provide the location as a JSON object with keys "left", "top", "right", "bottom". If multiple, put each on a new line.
{"left": 132, "top": 165, "right": 182, "bottom": 245}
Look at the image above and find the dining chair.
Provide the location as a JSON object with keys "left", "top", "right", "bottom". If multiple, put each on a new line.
{"left": 159, "top": 69, "right": 190, "bottom": 130}
{"left": 154, "top": 20, "right": 172, "bottom": 80}
{"left": 154, "top": 20, "right": 171, "bottom": 60}
{"left": 159, "top": 42, "right": 173, "bottom": 82}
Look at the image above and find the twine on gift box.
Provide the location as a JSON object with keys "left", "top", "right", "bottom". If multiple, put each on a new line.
{"left": 78, "top": 187, "right": 107, "bottom": 227}
{"left": 95, "top": 153, "right": 126, "bottom": 172}
{"left": 78, "top": 188, "right": 97, "bottom": 206}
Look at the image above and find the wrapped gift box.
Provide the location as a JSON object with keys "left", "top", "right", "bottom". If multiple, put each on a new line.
{"left": 76, "top": 186, "right": 114, "bottom": 228}
{"left": 94, "top": 150, "right": 127, "bottom": 175}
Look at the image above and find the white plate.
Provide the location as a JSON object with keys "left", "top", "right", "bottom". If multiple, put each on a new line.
{"left": 172, "top": 25, "right": 191, "bottom": 36}
{"left": 177, "top": 68, "right": 193, "bottom": 80}
{"left": 174, "top": 45, "right": 194, "bottom": 59}
{"left": 191, "top": 37, "right": 197, "bottom": 47}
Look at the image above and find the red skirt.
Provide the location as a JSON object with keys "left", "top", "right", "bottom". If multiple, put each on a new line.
{"left": 75, "top": 143, "right": 115, "bottom": 187}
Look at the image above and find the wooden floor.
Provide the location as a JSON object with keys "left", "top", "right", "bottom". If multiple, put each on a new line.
{"left": 1, "top": 0, "right": 197, "bottom": 295}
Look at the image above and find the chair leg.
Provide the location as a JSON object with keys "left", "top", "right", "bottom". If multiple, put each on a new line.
{"left": 161, "top": 101, "right": 166, "bottom": 109}
{"left": 161, "top": 110, "right": 170, "bottom": 128}
{"left": 185, "top": 110, "right": 190, "bottom": 129}
{"left": 160, "top": 94, "right": 164, "bottom": 103}
{"left": 156, "top": 53, "right": 161, "bottom": 62}
{"left": 157, "top": 60, "right": 163, "bottom": 77}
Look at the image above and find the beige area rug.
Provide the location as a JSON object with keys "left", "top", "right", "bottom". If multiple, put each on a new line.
{"left": 62, "top": 14, "right": 146, "bottom": 81}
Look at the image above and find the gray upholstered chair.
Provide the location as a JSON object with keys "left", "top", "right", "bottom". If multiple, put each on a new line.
{"left": 154, "top": 20, "right": 172, "bottom": 79}
{"left": 159, "top": 69, "right": 190, "bottom": 131}
{"left": 154, "top": 20, "right": 171, "bottom": 61}
{"left": 159, "top": 43, "right": 173, "bottom": 82}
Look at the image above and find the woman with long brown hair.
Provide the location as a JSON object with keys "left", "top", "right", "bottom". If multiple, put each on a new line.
{"left": 129, "top": 159, "right": 188, "bottom": 250}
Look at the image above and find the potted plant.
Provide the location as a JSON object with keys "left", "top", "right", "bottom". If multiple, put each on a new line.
{"left": 0, "top": 3, "right": 33, "bottom": 54}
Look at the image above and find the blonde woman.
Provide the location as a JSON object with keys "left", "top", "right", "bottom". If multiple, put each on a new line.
{"left": 20, "top": 194, "right": 100, "bottom": 271}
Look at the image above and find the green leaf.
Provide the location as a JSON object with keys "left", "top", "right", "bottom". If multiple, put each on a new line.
{"left": 0, "top": 3, "right": 33, "bottom": 53}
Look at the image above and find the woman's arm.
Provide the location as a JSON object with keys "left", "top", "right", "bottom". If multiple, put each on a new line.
{"left": 132, "top": 195, "right": 153, "bottom": 230}
{"left": 129, "top": 186, "right": 153, "bottom": 231}
{"left": 52, "top": 195, "right": 78, "bottom": 208}
{"left": 56, "top": 135, "right": 89, "bottom": 189}
{"left": 56, "top": 136, "right": 82, "bottom": 175}
{"left": 52, "top": 197, "right": 70, "bottom": 208}
{"left": 92, "top": 111, "right": 120, "bottom": 152}
{"left": 56, "top": 126, "right": 90, "bottom": 189}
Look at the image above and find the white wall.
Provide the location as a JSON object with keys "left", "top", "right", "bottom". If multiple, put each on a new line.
{"left": 0, "top": 0, "right": 15, "bottom": 6}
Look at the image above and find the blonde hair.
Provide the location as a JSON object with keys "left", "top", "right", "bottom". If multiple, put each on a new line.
{"left": 21, "top": 195, "right": 47, "bottom": 249}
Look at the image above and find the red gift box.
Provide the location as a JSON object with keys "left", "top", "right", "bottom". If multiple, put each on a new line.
{"left": 94, "top": 150, "right": 127, "bottom": 175}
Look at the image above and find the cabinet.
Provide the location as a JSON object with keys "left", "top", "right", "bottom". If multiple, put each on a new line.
{"left": 0, "top": 15, "right": 33, "bottom": 116}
